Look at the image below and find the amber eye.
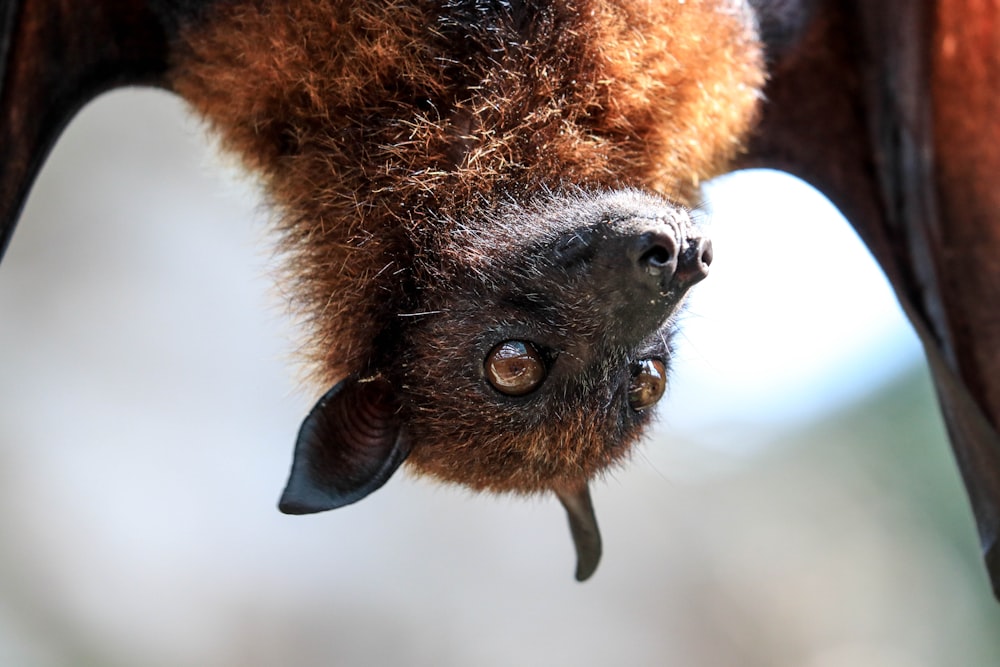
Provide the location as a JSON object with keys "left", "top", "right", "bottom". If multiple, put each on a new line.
{"left": 485, "top": 340, "right": 546, "bottom": 396}
{"left": 628, "top": 358, "right": 667, "bottom": 411}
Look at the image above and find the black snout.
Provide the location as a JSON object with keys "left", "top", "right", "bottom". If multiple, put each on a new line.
{"left": 536, "top": 190, "right": 711, "bottom": 349}
{"left": 630, "top": 231, "right": 711, "bottom": 291}
{"left": 675, "top": 236, "right": 712, "bottom": 287}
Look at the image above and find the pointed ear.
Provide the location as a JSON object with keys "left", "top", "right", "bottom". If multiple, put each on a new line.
{"left": 554, "top": 481, "right": 602, "bottom": 582}
{"left": 278, "top": 376, "right": 410, "bottom": 515}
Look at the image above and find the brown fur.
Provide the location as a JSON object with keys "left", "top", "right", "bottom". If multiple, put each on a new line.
{"left": 169, "top": 0, "right": 764, "bottom": 492}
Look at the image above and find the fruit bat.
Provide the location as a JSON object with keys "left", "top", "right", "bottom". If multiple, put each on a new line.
{"left": 3, "top": 0, "right": 999, "bottom": 596}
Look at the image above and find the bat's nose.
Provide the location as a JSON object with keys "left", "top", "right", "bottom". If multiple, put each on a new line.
{"left": 676, "top": 235, "right": 712, "bottom": 287}
{"left": 633, "top": 231, "right": 679, "bottom": 280}
{"left": 630, "top": 231, "right": 711, "bottom": 290}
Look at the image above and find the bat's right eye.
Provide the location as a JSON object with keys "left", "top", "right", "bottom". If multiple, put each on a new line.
{"left": 628, "top": 358, "right": 667, "bottom": 411}
{"left": 485, "top": 340, "right": 546, "bottom": 396}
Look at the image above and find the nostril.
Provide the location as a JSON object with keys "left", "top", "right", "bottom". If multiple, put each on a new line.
{"left": 639, "top": 244, "right": 674, "bottom": 275}
{"left": 675, "top": 236, "right": 712, "bottom": 286}
{"left": 699, "top": 238, "right": 713, "bottom": 269}
{"left": 635, "top": 232, "right": 678, "bottom": 277}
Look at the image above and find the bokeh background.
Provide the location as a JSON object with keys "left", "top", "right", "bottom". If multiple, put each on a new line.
{"left": 2, "top": 90, "right": 999, "bottom": 666}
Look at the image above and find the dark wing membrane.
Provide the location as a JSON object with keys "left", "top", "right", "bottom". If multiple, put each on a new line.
{"left": 0, "top": 0, "right": 181, "bottom": 260}
{"left": 0, "top": 0, "right": 24, "bottom": 258}
{"left": 743, "top": 0, "right": 1000, "bottom": 598}
{"left": 0, "top": 0, "right": 17, "bottom": 96}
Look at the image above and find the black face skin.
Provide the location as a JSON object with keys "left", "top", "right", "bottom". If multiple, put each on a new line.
{"left": 395, "top": 189, "right": 712, "bottom": 491}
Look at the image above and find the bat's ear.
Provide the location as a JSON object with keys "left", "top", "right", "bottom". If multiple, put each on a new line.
{"left": 278, "top": 376, "right": 410, "bottom": 514}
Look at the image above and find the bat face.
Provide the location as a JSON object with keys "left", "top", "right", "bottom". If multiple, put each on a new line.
{"left": 276, "top": 188, "right": 713, "bottom": 580}
{"left": 397, "top": 190, "right": 711, "bottom": 492}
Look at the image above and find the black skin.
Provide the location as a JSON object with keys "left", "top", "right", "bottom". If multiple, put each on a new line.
{"left": 4, "top": 0, "right": 1000, "bottom": 597}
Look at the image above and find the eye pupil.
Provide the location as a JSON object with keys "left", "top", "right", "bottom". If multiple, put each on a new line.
{"left": 485, "top": 341, "right": 546, "bottom": 396}
{"left": 628, "top": 358, "right": 667, "bottom": 411}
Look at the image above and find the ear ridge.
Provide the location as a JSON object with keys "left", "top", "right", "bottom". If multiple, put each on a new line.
{"left": 278, "top": 376, "right": 410, "bottom": 515}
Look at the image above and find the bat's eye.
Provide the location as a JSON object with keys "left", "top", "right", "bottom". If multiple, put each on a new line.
{"left": 485, "top": 340, "right": 546, "bottom": 396}
{"left": 628, "top": 358, "right": 666, "bottom": 411}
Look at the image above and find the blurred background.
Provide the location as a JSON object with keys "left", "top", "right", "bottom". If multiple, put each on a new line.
{"left": 1, "top": 90, "right": 999, "bottom": 666}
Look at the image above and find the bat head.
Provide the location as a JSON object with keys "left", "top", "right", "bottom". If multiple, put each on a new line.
{"left": 170, "top": 0, "right": 761, "bottom": 578}
{"left": 278, "top": 189, "right": 710, "bottom": 579}
{"left": 278, "top": 190, "right": 709, "bottom": 500}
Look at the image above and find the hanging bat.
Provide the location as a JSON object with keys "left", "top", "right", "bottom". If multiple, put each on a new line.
{"left": 0, "top": 0, "right": 763, "bottom": 581}
{"left": 5, "top": 0, "right": 999, "bottom": 596}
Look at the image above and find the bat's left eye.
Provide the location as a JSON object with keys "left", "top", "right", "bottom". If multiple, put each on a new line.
{"left": 628, "top": 358, "right": 666, "bottom": 411}
{"left": 485, "top": 340, "right": 546, "bottom": 396}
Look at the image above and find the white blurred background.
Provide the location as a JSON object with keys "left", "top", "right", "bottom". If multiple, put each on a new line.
{"left": 1, "top": 90, "right": 998, "bottom": 666}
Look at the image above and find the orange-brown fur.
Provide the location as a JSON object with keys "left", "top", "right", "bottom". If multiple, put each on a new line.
{"left": 169, "top": 0, "right": 764, "bottom": 492}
